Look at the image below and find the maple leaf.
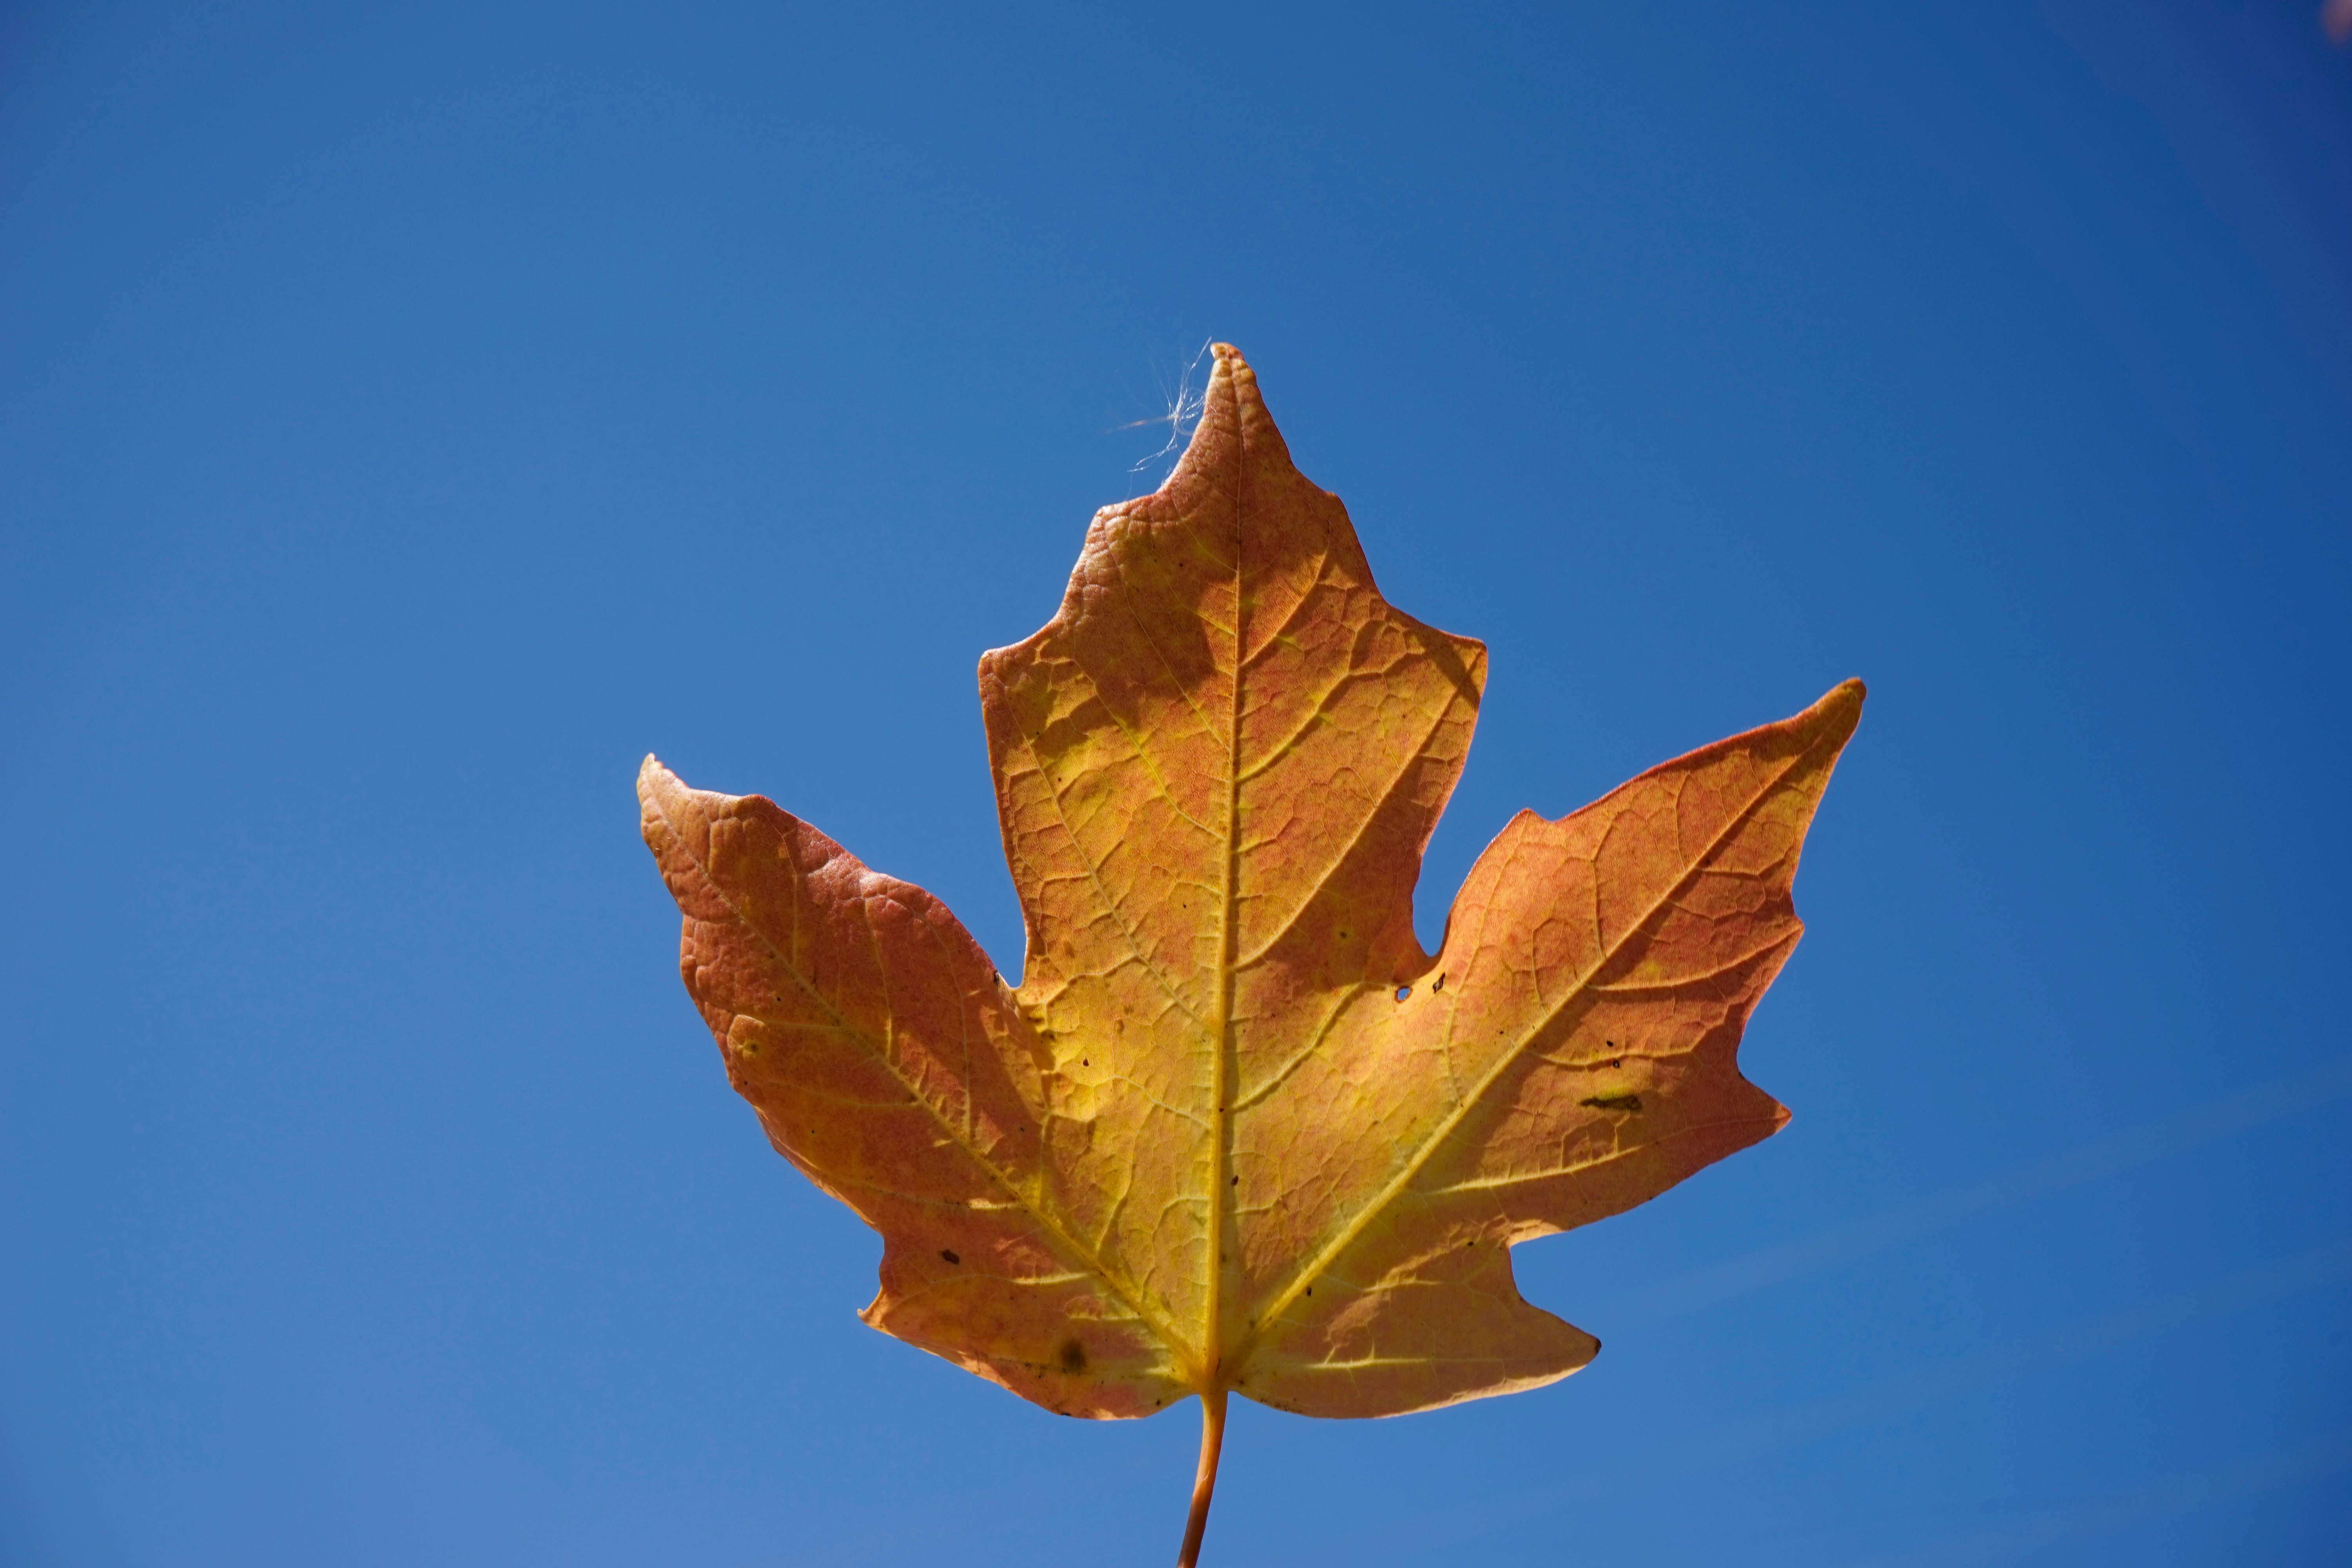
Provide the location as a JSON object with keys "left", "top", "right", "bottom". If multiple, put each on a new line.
{"left": 637, "top": 344, "right": 1862, "bottom": 1564}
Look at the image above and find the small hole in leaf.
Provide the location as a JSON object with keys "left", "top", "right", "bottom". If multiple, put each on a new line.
{"left": 1395, "top": 985, "right": 1411, "bottom": 1002}
{"left": 940, "top": 1249, "right": 960, "bottom": 1265}
{"left": 1581, "top": 1093, "right": 1644, "bottom": 1113}
{"left": 1432, "top": 973, "right": 1445, "bottom": 992}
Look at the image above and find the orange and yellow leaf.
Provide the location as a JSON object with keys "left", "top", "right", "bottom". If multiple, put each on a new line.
{"left": 638, "top": 341, "right": 1862, "bottom": 1550}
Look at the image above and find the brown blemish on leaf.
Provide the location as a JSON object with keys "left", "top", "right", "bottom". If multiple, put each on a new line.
{"left": 1058, "top": 1338, "right": 1088, "bottom": 1374}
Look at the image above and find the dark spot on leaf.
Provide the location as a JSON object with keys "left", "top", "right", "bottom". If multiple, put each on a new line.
{"left": 940, "top": 1249, "right": 960, "bottom": 1265}
{"left": 1230, "top": 1174, "right": 1239, "bottom": 1186}
{"left": 1082, "top": 1059, "right": 1089, "bottom": 1067}
{"left": 1608, "top": 1059, "right": 1621, "bottom": 1069}
{"left": 1395, "top": 985, "right": 1411, "bottom": 1002}
{"left": 1057, "top": 1338, "right": 1088, "bottom": 1374}
{"left": 1432, "top": 973, "right": 1445, "bottom": 992}
{"left": 1581, "top": 1093, "right": 1644, "bottom": 1113}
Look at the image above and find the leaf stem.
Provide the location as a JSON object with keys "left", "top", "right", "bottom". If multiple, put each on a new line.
{"left": 1175, "top": 1387, "right": 1229, "bottom": 1567}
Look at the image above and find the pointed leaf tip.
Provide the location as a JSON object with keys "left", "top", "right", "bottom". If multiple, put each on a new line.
{"left": 636, "top": 753, "right": 679, "bottom": 808}
{"left": 1804, "top": 679, "right": 1866, "bottom": 752}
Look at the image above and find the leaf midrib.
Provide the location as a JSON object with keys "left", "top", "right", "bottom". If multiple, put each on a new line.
{"left": 1202, "top": 401, "right": 1247, "bottom": 1394}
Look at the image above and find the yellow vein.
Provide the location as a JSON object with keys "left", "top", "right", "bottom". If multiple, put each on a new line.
{"left": 1230, "top": 690, "right": 1466, "bottom": 972}
{"left": 1231, "top": 984, "right": 1368, "bottom": 1112}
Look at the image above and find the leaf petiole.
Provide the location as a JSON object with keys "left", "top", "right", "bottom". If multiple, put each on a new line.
{"left": 1175, "top": 1387, "right": 1229, "bottom": 1567}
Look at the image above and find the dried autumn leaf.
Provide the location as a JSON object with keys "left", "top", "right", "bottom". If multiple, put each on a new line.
{"left": 638, "top": 344, "right": 1861, "bottom": 1564}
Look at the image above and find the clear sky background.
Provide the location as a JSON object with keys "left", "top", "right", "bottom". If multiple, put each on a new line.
{"left": 4, "top": 3, "right": 2350, "bottom": 1564}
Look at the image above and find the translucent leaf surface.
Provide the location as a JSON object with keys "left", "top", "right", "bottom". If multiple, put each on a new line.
{"left": 639, "top": 343, "right": 1862, "bottom": 1550}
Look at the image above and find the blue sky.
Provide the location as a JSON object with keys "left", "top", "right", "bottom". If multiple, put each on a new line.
{"left": 4, "top": 3, "right": 2349, "bottom": 1564}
